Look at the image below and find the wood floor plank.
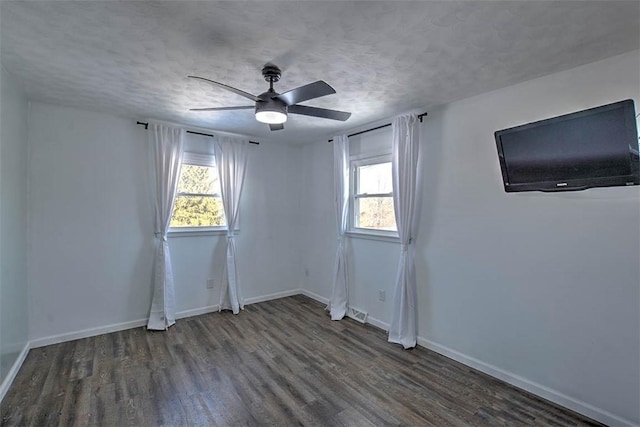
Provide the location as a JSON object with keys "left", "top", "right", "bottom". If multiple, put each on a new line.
{"left": 1, "top": 295, "right": 604, "bottom": 426}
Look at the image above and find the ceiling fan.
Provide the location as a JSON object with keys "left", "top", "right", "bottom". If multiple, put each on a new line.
{"left": 188, "top": 64, "right": 351, "bottom": 131}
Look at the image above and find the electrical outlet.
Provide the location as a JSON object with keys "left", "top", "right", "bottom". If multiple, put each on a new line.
{"left": 378, "top": 290, "right": 385, "bottom": 301}
{"left": 207, "top": 279, "right": 215, "bottom": 289}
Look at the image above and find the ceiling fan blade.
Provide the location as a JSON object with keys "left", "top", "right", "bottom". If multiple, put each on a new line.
{"left": 288, "top": 105, "right": 351, "bottom": 121}
{"left": 188, "top": 76, "right": 258, "bottom": 102}
{"left": 269, "top": 123, "right": 285, "bottom": 131}
{"left": 190, "top": 106, "right": 254, "bottom": 111}
{"left": 275, "top": 81, "right": 336, "bottom": 106}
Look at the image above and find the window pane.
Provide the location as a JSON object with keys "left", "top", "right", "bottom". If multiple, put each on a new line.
{"left": 356, "top": 196, "right": 397, "bottom": 231}
{"left": 170, "top": 195, "right": 226, "bottom": 227}
{"left": 177, "top": 164, "right": 220, "bottom": 195}
{"left": 357, "top": 162, "right": 392, "bottom": 194}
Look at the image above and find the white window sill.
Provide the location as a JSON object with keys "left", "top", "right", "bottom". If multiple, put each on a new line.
{"left": 168, "top": 227, "right": 230, "bottom": 237}
{"left": 346, "top": 229, "right": 400, "bottom": 243}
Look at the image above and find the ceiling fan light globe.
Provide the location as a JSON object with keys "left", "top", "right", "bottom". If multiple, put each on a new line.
{"left": 255, "top": 110, "right": 287, "bottom": 124}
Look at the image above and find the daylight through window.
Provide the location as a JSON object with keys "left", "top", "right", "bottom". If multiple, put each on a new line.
{"left": 351, "top": 156, "right": 397, "bottom": 233}
{"left": 170, "top": 153, "right": 226, "bottom": 228}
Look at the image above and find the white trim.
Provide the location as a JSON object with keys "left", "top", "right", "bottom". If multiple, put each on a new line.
{"left": 21, "top": 288, "right": 635, "bottom": 426}
{"left": 346, "top": 230, "right": 400, "bottom": 243}
{"left": 300, "top": 289, "right": 329, "bottom": 305}
{"left": 363, "top": 314, "right": 390, "bottom": 332}
{"left": 168, "top": 226, "right": 239, "bottom": 237}
{"left": 416, "top": 337, "right": 637, "bottom": 427}
{"left": 244, "top": 289, "right": 302, "bottom": 305}
{"left": 168, "top": 227, "right": 227, "bottom": 237}
{"left": 301, "top": 291, "right": 389, "bottom": 331}
{"left": 349, "top": 154, "right": 398, "bottom": 238}
{"left": 175, "top": 305, "right": 220, "bottom": 319}
{"left": 29, "top": 292, "right": 297, "bottom": 349}
{"left": 30, "top": 318, "right": 148, "bottom": 348}
{"left": 30, "top": 305, "right": 220, "bottom": 348}
{"left": 0, "top": 341, "right": 30, "bottom": 403}
{"left": 169, "top": 151, "right": 234, "bottom": 232}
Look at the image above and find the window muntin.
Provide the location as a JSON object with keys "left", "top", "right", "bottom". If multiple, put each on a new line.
{"left": 170, "top": 153, "right": 226, "bottom": 229}
{"left": 350, "top": 155, "right": 397, "bottom": 234}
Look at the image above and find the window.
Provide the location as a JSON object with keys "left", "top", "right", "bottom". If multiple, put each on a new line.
{"left": 349, "top": 155, "right": 397, "bottom": 236}
{"left": 170, "top": 152, "right": 226, "bottom": 230}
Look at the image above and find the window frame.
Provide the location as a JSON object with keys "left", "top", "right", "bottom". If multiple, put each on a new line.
{"left": 168, "top": 152, "right": 228, "bottom": 237}
{"left": 347, "top": 153, "right": 399, "bottom": 242}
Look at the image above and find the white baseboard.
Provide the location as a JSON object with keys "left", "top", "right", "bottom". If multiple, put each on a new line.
{"left": 244, "top": 288, "right": 302, "bottom": 305}
{"left": 299, "top": 289, "right": 329, "bottom": 305}
{"left": 30, "top": 318, "right": 148, "bottom": 348}
{"left": 176, "top": 305, "right": 220, "bottom": 319}
{"left": 0, "top": 341, "right": 30, "bottom": 403}
{"left": 364, "top": 314, "right": 389, "bottom": 332}
{"left": 417, "top": 337, "right": 637, "bottom": 427}
{"left": 23, "top": 288, "right": 636, "bottom": 426}
{"left": 31, "top": 305, "right": 222, "bottom": 348}
{"left": 300, "top": 290, "right": 389, "bottom": 331}
{"left": 30, "top": 290, "right": 300, "bottom": 348}
{"left": 300, "top": 289, "right": 634, "bottom": 426}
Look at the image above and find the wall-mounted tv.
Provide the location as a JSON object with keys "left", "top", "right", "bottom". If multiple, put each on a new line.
{"left": 495, "top": 99, "right": 639, "bottom": 192}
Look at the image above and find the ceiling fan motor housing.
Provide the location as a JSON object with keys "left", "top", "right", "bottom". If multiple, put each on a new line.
{"left": 255, "top": 91, "right": 288, "bottom": 124}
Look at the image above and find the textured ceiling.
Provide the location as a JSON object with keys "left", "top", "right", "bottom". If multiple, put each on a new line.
{"left": 1, "top": 1, "right": 638, "bottom": 143}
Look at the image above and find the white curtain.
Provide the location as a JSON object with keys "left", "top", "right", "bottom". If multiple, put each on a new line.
{"left": 214, "top": 136, "right": 249, "bottom": 314}
{"left": 388, "top": 114, "right": 421, "bottom": 349}
{"left": 328, "top": 134, "right": 350, "bottom": 320}
{"left": 147, "top": 123, "right": 185, "bottom": 330}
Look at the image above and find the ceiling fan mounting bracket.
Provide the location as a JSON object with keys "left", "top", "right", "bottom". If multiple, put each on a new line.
{"left": 261, "top": 64, "right": 282, "bottom": 83}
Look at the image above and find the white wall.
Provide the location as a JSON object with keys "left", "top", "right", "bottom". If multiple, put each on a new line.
{"left": 27, "top": 105, "right": 155, "bottom": 340}
{"left": 16, "top": 49, "right": 640, "bottom": 425}
{"left": 0, "top": 66, "right": 29, "bottom": 384}
{"left": 169, "top": 134, "right": 304, "bottom": 313}
{"left": 301, "top": 50, "right": 640, "bottom": 425}
{"left": 27, "top": 103, "right": 303, "bottom": 342}
{"left": 418, "top": 51, "right": 639, "bottom": 426}
{"left": 299, "top": 126, "right": 400, "bottom": 323}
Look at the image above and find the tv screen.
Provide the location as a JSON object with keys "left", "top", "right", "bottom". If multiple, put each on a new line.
{"left": 495, "top": 99, "right": 639, "bottom": 192}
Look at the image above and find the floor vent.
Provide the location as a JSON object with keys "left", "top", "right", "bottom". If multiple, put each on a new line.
{"left": 347, "top": 307, "right": 368, "bottom": 324}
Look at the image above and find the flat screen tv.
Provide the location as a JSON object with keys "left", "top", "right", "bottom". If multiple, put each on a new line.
{"left": 495, "top": 99, "right": 639, "bottom": 192}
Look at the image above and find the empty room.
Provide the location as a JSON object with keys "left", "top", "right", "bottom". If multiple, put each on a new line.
{"left": 1, "top": 1, "right": 639, "bottom": 426}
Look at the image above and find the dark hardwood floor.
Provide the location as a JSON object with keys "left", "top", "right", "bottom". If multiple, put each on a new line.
{"left": 2, "top": 295, "right": 601, "bottom": 426}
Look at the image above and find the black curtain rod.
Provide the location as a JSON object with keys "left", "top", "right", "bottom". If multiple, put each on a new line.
{"left": 327, "top": 112, "right": 428, "bottom": 143}
{"left": 136, "top": 121, "right": 260, "bottom": 145}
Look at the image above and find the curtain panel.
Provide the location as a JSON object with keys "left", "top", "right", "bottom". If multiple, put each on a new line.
{"left": 388, "top": 114, "right": 421, "bottom": 348}
{"left": 147, "top": 123, "right": 185, "bottom": 330}
{"left": 328, "top": 134, "right": 350, "bottom": 320}
{"left": 214, "top": 136, "right": 249, "bottom": 314}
